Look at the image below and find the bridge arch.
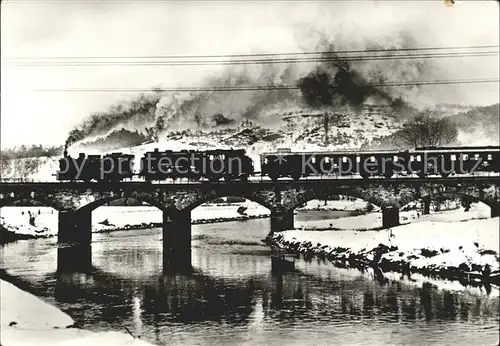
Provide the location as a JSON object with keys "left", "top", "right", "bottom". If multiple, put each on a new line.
{"left": 182, "top": 192, "right": 274, "bottom": 213}
{"left": 75, "top": 195, "right": 168, "bottom": 213}
{"left": 401, "top": 191, "right": 499, "bottom": 218}
{"left": 288, "top": 188, "right": 390, "bottom": 212}
{"left": 397, "top": 189, "right": 498, "bottom": 210}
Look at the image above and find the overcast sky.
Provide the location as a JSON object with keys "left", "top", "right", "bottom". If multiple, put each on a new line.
{"left": 1, "top": 0, "right": 499, "bottom": 148}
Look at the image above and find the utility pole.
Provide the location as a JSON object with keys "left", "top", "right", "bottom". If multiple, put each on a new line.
{"left": 324, "top": 113, "right": 329, "bottom": 147}
{"left": 323, "top": 113, "right": 329, "bottom": 205}
{"left": 283, "top": 111, "right": 344, "bottom": 205}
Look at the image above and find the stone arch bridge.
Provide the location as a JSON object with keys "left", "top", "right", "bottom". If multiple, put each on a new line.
{"left": 1, "top": 177, "right": 498, "bottom": 270}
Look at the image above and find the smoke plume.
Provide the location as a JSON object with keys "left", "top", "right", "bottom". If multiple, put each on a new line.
{"left": 64, "top": 93, "right": 160, "bottom": 149}
{"left": 65, "top": 30, "right": 447, "bottom": 147}
{"left": 153, "top": 63, "right": 301, "bottom": 133}
{"left": 297, "top": 31, "right": 436, "bottom": 111}
{"left": 151, "top": 31, "right": 438, "bottom": 134}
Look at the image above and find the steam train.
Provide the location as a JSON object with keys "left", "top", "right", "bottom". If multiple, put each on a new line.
{"left": 56, "top": 148, "right": 254, "bottom": 182}
{"left": 260, "top": 146, "right": 500, "bottom": 180}
{"left": 56, "top": 146, "right": 500, "bottom": 182}
{"left": 57, "top": 151, "right": 135, "bottom": 182}
{"left": 138, "top": 148, "right": 254, "bottom": 181}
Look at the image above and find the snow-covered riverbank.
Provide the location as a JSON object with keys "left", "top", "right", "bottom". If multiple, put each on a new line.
{"left": 269, "top": 205, "right": 500, "bottom": 285}
{"left": 0, "top": 279, "right": 155, "bottom": 346}
{"left": 295, "top": 202, "right": 487, "bottom": 230}
{"left": 0, "top": 203, "right": 271, "bottom": 243}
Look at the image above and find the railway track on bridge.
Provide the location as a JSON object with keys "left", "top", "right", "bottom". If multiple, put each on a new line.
{"left": 1, "top": 174, "right": 500, "bottom": 188}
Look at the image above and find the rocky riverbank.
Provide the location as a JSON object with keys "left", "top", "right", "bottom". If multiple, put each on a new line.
{"left": 93, "top": 213, "right": 270, "bottom": 233}
{"left": 267, "top": 215, "right": 500, "bottom": 286}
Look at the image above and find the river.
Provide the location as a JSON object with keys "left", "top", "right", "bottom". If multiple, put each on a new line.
{"left": 1, "top": 209, "right": 499, "bottom": 346}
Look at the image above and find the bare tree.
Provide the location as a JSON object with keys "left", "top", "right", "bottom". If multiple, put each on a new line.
{"left": 398, "top": 111, "right": 458, "bottom": 148}
{"left": 0, "top": 156, "right": 13, "bottom": 179}
{"left": 13, "top": 158, "right": 40, "bottom": 181}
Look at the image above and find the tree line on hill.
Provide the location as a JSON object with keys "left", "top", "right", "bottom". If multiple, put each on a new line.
{"left": 78, "top": 128, "right": 154, "bottom": 151}
{"left": 1, "top": 145, "right": 63, "bottom": 160}
{"left": 363, "top": 104, "right": 499, "bottom": 150}
{"left": 0, "top": 145, "right": 64, "bottom": 180}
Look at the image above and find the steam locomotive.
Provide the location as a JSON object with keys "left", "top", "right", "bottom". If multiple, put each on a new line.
{"left": 57, "top": 150, "right": 134, "bottom": 182}
{"left": 56, "top": 146, "right": 499, "bottom": 182}
{"left": 138, "top": 148, "right": 254, "bottom": 181}
{"left": 56, "top": 148, "right": 254, "bottom": 182}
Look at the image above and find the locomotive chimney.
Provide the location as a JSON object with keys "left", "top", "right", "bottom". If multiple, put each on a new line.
{"left": 63, "top": 144, "right": 68, "bottom": 157}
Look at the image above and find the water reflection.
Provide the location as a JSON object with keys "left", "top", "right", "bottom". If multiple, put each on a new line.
{"left": 9, "top": 261, "right": 490, "bottom": 346}
{"left": 57, "top": 245, "right": 93, "bottom": 273}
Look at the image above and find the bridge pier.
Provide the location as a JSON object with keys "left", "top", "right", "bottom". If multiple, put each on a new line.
{"left": 382, "top": 207, "right": 399, "bottom": 229}
{"left": 270, "top": 209, "right": 294, "bottom": 234}
{"left": 163, "top": 209, "right": 192, "bottom": 273}
{"left": 58, "top": 209, "right": 92, "bottom": 244}
{"left": 491, "top": 205, "right": 499, "bottom": 218}
{"left": 423, "top": 196, "right": 431, "bottom": 215}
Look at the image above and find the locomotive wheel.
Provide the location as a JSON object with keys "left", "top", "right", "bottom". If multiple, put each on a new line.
{"left": 268, "top": 172, "right": 279, "bottom": 182}
{"left": 290, "top": 171, "right": 301, "bottom": 181}
{"left": 360, "top": 172, "right": 370, "bottom": 179}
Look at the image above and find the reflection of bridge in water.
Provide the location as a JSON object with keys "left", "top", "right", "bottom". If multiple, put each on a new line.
{"left": 1, "top": 253, "right": 496, "bottom": 343}
{"left": 1, "top": 177, "right": 499, "bottom": 270}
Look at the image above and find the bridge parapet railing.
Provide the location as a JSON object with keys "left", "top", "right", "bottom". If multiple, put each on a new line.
{"left": 0, "top": 171, "right": 499, "bottom": 184}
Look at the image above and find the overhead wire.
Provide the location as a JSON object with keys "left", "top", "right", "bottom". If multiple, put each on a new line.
{"left": 3, "top": 45, "right": 498, "bottom": 66}
{"left": 4, "top": 52, "right": 498, "bottom": 66}
{"left": 4, "top": 45, "right": 498, "bottom": 93}
{"left": 4, "top": 44, "right": 499, "bottom": 60}
{"left": 30, "top": 78, "right": 500, "bottom": 93}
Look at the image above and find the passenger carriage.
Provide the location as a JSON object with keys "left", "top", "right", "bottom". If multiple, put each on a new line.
{"left": 56, "top": 145, "right": 499, "bottom": 182}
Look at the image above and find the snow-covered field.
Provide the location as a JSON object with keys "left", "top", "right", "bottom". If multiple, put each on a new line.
{"left": 0, "top": 279, "right": 155, "bottom": 346}
{"left": 295, "top": 202, "right": 488, "bottom": 230}
{"left": 296, "top": 199, "right": 372, "bottom": 211}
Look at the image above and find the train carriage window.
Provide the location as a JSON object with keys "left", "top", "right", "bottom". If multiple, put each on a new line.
{"left": 356, "top": 156, "right": 361, "bottom": 163}
{"left": 312, "top": 156, "right": 316, "bottom": 164}
{"left": 451, "top": 154, "right": 456, "bottom": 161}
{"left": 410, "top": 156, "right": 415, "bottom": 162}
{"left": 343, "top": 157, "right": 348, "bottom": 163}
{"left": 393, "top": 155, "right": 398, "bottom": 162}
{"left": 264, "top": 158, "right": 268, "bottom": 164}
{"left": 324, "top": 157, "right": 330, "bottom": 163}
{"left": 462, "top": 154, "right": 469, "bottom": 160}
{"left": 417, "top": 155, "right": 422, "bottom": 162}
{"left": 488, "top": 154, "right": 492, "bottom": 160}
{"left": 209, "top": 155, "right": 214, "bottom": 160}
{"left": 474, "top": 154, "right": 480, "bottom": 160}
{"left": 370, "top": 156, "right": 375, "bottom": 162}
